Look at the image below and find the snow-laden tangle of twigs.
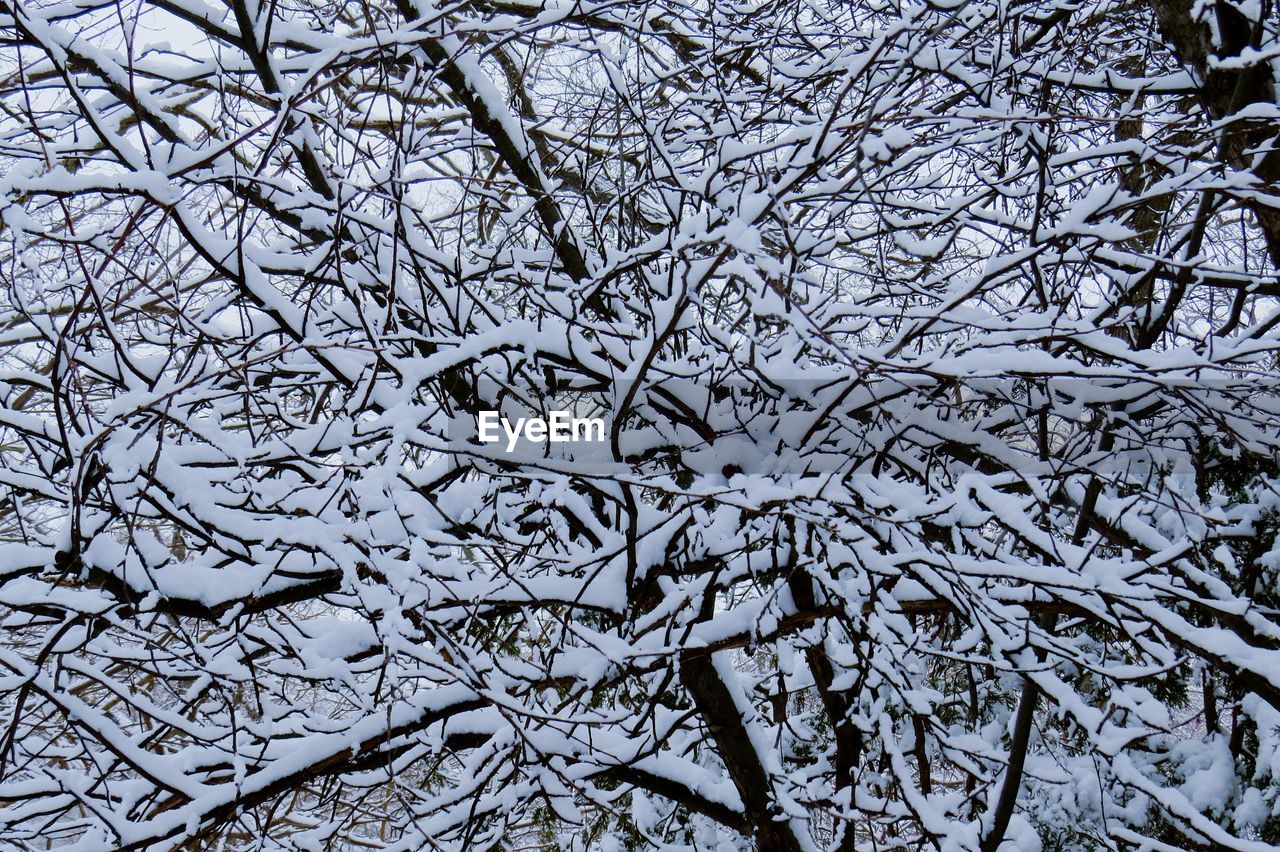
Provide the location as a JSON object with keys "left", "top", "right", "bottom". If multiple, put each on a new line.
{"left": 0, "top": 0, "right": 1279, "bottom": 848}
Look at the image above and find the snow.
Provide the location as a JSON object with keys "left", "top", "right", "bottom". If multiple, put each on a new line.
{"left": 1, "top": 0, "right": 1279, "bottom": 848}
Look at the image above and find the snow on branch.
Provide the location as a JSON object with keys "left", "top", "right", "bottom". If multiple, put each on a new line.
{"left": 0, "top": 0, "right": 1279, "bottom": 849}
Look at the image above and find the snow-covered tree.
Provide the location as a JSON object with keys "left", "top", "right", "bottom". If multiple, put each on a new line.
{"left": 0, "top": 0, "right": 1278, "bottom": 848}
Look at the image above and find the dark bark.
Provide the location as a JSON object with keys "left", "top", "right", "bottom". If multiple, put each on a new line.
{"left": 680, "top": 654, "right": 808, "bottom": 852}
{"left": 1153, "top": 0, "right": 1280, "bottom": 267}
